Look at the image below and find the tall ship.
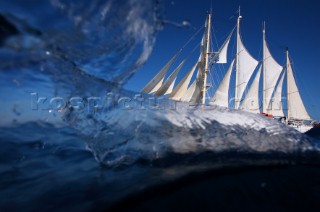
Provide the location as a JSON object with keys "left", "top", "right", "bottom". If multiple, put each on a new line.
{"left": 141, "top": 11, "right": 314, "bottom": 133}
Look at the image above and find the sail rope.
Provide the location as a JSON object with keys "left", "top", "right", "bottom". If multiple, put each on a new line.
{"left": 208, "top": 25, "right": 225, "bottom": 99}
{"left": 181, "top": 25, "right": 205, "bottom": 50}
{"left": 208, "top": 24, "right": 237, "bottom": 101}
{"left": 160, "top": 25, "right": 205, "bottom": 87}
{"left": 209, "top": 26, "right": 222, "bottom": 95}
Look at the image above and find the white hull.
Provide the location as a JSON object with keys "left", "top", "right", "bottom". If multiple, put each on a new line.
{"left": 288, "top": 124, "right": 313, "bottom": 133}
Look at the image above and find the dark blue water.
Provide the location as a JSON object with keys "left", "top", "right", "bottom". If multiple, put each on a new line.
{"left": 1, "top": 122, "right": 320, "bottom": 212}
{"left": 1, "top": 1, "right": 320, "bottom": 211}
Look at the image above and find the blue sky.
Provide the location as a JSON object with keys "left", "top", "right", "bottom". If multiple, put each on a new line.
{"left": 124, "top": 0, "right": 320, "bottom": 120}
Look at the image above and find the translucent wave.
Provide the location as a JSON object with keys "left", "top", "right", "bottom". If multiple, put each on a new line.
{"left": 63, "top": 100, "right": 316, "bottom": 165}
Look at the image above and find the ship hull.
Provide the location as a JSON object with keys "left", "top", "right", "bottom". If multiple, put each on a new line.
{"left": 290, "top": 125, "right": 313, "bottom": 133}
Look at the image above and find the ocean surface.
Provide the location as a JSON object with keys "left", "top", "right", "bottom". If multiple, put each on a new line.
{"left": 1, "top": 1, "right": 320, "bottom": 211}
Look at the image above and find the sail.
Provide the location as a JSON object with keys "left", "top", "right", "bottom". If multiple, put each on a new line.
{"left": 268, "top": 71, "right": 284, "bottom": 117}
{"left": 181, "top": 52, "right": 204, "bottom": 102}
{"left": 185, "top": 30, "right": 208, "bottom": 104}
{"left": 164, "top": 78, "right": 176, "bottom": 95}
{"left": 235, "top": 17, "right": 259, "bottom": 109}
{"left": 154, "top": 59, "right": 186, "bottom": 96}
{"left": 286, "top": 53, "right": 311, "bottom": 120}
{"left": 210, "top": 59, "right": 235, "bottom": 107}
{"left": 141, "top": 51, "right": 180, "bottom": 94}
{"left": 216, "top": 30, "right": 233, "bottom": 64}
{"left": 242, "top": 65, "right": 261, "bottom": 113}
{"left": 181, "top": 79, "right": 197, "bottom": 102}
{"left": 169, "top": 62, "right": 198, "bottom": 100}
{"left": 190, "top": 81, "right": 202, "bottom": 103}
{"left": 263, "top": 28, "right": 283, "bottom": 113}
{"left": 180, "top": 67, "right": 203, "bottom": 103}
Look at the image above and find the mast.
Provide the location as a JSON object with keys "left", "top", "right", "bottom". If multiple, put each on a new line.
{"left": 262, "top": 22, "right": 266, "bottom": 113}
{"left": 286, "top": 48, "right": 291, "bottom": 120}
{"left": 235, "top": 14, "right": 242, "bottom": 109}
{"left": 200, "top": 13, "right": 211, "bottom": 104}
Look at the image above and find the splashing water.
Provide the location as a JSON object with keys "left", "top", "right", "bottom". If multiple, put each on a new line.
{"left": 63, "top": 101, "right": 316, "bottom": 165}
{"left": 1, "top": 0, "right": 160, "bottom": 82}
{"left": 0, "top": 0, "right": 161, "bottom": 125}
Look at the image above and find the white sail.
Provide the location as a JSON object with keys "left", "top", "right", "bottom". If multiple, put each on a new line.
{"left": 181, "top": 54, "right": 203, "bottom": 102}
{"left": 242, "top": 65, "right": 261, "bottom": 113}
{"left": 141, "top": 51, "right": 180, "bottom": 94}
{"left": 190, "top": 81, "right": 202, "bottom": 103}
{"left": 181, "top": 79, "right": 197, "bottom": 102}
{"left": 169, "top": 62, "right": 198, "bottom": 100}
{"left": 268, "top": 71, "right": 284, "bottom": 117}
{"left": 216, "top": 31, "right": 233, "bottom": 64}
{"left": 286, "top": 52, "right": 311, "bottom": 120}
{"left": 164, "top": 78, "right": 176, "bottom": 95}
{"left": 210, "top": 59, "right": 235, "bottom": 107}
{"left": 263, "top": 27, "right": 283, "bottom": 113}
{"left": 154, "top": 59, "right": 186, "bottom": 96}
{"left": 235, "top": 17, "right": 259, "bottom": 109}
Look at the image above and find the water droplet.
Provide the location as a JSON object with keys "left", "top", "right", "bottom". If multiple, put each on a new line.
{"left": 182, "top": 20, "right": 191, "bottom": 27}
{"left": 13, "top": 104, "right": 21, "bottom": 116}
{"left": 12, "top": 79, "right": 20, "bottom": 86}
{"left": 260, "top": 182, "right": 267, "bottom": 188}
